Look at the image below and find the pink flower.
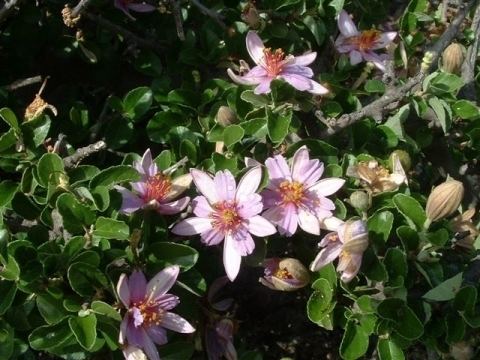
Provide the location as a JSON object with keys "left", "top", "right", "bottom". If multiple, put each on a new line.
{"left": 115, "top": 149, "right": 191, "bottom": 215}
{"left": 227, "top": 31, "right": 329, "bottom": 95}
{"left": 114, "top": 0, "right": 156, "bottom": 20}
{"left": 261, "top": 146, "right": 345, "bottom": 237}
{"left": 117, "top": 266, "right": 195, "bottom": 360}
{"left": 172, "top": 167, "right": 276, "bottom": 281}
{"left": 335, "top": 10, "right": 397, "bottom": 72}
{"left": 310, "top": 219, "right": 369, "bottom": 282}
{"left": 205, "top": 319, "right": 237, "bottom": 360}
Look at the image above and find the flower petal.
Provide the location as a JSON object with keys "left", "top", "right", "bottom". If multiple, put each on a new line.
{"left": 227, "top": 68, "right": 263, "bottom": 86}
{"left": 246, "top": 31, "right": 266, "bottom": 66}
{"left": 291, "top": 52, "right": 317, "bottom": 66}
{"left": 200, "top": 228, "right": 225, "bottom": 246}
{"left": 139, "top": 328, "right": 160, "bottom": 360}
{"left": 146, "top": 265, "right": 179, "bottom": 299}
{"left": 350, "top": 50, "right": 363, "bottom": 65}
{"left": 117, "top": 273, "right": 130, "bottom": 307}
{"left": 129, "top": 271, "right": 147, "bottom": 303}
{"left": 247, "top": 215, "right": 277, "bottom": 236}
{"left": 123, "top": 345, "right": 147, "bottom": 360}
{"left": 275, "top": 203, "right": 298, "bottom": 237}
{"left": 363, "top": 51, "right": 386, "bottom": 72}
{"left": 156, "top": 197, "right": 190, "bottom": 215}
{"left": 156, "top": 294, "right": 180, "bottom": 310}
{"left": 297, "top": 209, "right": 320, "bottom": 235}
{"left": 335, "top": 35, "right": 357, "bottom": 53}
{"left": 137, "top": 149, "right": 158, "bottom": 177}
{"left": 337, "top": 10, "right": 359, "bottom": 37}
{"left": 308, "top": 79, "right": 330, "bottom": 95}
{"left": 236, "top": 166, "right": 262, "bottom": 201}
{"left": 230, "top": 228, "right": 255, "bottom": 256}
{"left": 320, "top": 216, "right": 345, "bottom": 231}
{"left": 192, "top": 195, "right": 214, "bottom": 217}
{"left": 128, "top": 3, "right": 157, "bottom": 12}
{"left": 164, "top": 173, "right": 192, "bottom": 201}
{"left": 215, "top": 170, "right": 237, "bottom": 201}
{"left": 237, "top": 193, "right": 263, "bottom": 218}
{"left": 310, "top": 242, "right": 342, "bottom": 271}
{"left": 190, "top": 169, "right": 219, "bottom": 203}
{"left": 223, "top": 235, "right": 242, "bottom": 281}
{"left": 115, "top": 186, "right": 144, "bottom": 214}
{"left": 254, "top": 78, "right": 273, "bottom": 94}
{"left": 280, "top": 74, "right": 313, "bottom": 92}
{"left": 291, "top": 146, "right": 310, "bottom": 181}
{"left": 308, "top": 178, "right": 345, "bottom": 196}
{"left": 119, "top": 315, "right": 128, "bottom": 344}
{"left": 282, "top": 65, "right": 314, "bottom": 78}
{"left": 162, "top": 312, "right": 195, "bottom": 333}
{"left": 265, "top": 154, "right": 292, "bottom": 186}
{"left": 372, "top": 31, "right": 397, "bottom": 50}
{"left": 146, "top": 326, "right": 167, "bottom": 346}
{"left": 172, "top": 217, "right": 213, "bottom": 236}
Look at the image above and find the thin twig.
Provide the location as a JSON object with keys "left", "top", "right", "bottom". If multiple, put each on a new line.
{"left": 170, "top": 0, "right": 185, "bottom": 40}
{"left": 190, "top": 0, "right": 226, "bottom": 29}
{"left": 71, "top": 0, "right": 94, "bottom": 18}
{"left": 459, "top": 3, "right": 480, "bottom": 100}
{"left": 4, "top": 75, "right": 42, "bottom": 91}
{"left": 0, "top": 0, "right": 23, "bottom": 24}
{"left": 84, "top": 11, "right": 165, "bottom": 52}
{"left": 320, "top": 0, "right": 478, "bottom": 138}
{"left": 63, "top": 140, "right": 107, "bottom": 169}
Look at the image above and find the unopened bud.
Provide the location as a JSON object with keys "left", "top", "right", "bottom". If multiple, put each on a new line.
{"left": 389, "top": 150, "right": 411, "bottom": 172}
{"left": 421, "top": 51, "right": 434, "bottom": 72}
{"left": 260, "top": 258, "right": 310, "bottom": 291}
{"left": 441, "top": 43, "right": 464, "bottom": 74}
{"left": 215, "top": 106, "right": 237, "bottom": 127}
{"left": 341, "top": 219, "right": 369, "bottom": 254}
{"left": 349, "top": 191, "right": 370, "bottom": 211}
{"left": 425, "top": 179, "right": 464, "bottom": 224}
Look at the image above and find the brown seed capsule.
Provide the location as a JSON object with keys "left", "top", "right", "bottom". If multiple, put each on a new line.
{"left": 215, "top": 106, "right": 237, "bottom": 127}
{"left": 426, "top": 179, "right": 464, "bottom": 223}
{"left": 442, "top": 43, "right": 464, "bottom": 74}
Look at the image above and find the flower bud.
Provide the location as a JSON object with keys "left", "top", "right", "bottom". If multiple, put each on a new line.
{"left": 341, "top": 219, "right": 369, "bottom": 254}
{"left": 421, "top": 51, "right": 434, "bottom": 72}
{"left": 425, "top": 179, "right": 464, "bottom": 223}
{"left": 349, "top": 191, "right": 370, "bottom": 211}
{"left": 389, "top": 150, "right": 411, "bottom": 172}
{"left": 260, "top": 258, "right": 310, "bottom": 291}
{"left": 215, "top": 106, "right": 237, "bottom": 127}
{"left": 442, "top": 43, "right": 464, "bottom": 74}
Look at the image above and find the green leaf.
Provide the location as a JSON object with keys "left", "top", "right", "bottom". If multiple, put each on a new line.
{"left": 93, "top": 217, "right": 129, "bottom": 240}
{"left": 37, "top": 292, "right": 69, "bottom": 324}
{"left": 69, "top": 313, "right": 97, "bottom": 350}
{"left": 427, "top": 72, "right": 463, "bottom": 95}
{"left": 307, "top": 279, "right": 333, "bottom": 323}
{"left": 122, "top": 86, "right": 153, "bottom": 121}
{"left": 452, "top": 100, "right": 480, "bottom": 119}
{"left": 0, "top": 107, "right": 21, "bottom": 134}
{"left": 393, "top": 194, "right": 426, "bottom": 230}
{"left": 377, "top": 338, "right": 405, "bottom": 360}
{"left": 0, "top": 180, "right": 18, "bottom": 207}
{"left": 155, "top": 150, "right": 172, "bottom": 170}
{"left": 0, "top": 321, "right": 14, "bottom": 359}
{"left": 56, "top": 193, "right": 95, "bottom": 234}
{"left": 0, "top": 128, "right": 17, "bottom": 152}
{"left": 147, "top": 242, "right": 199, "bottom": 271}
{"left": 340, "top": 320, "right": 369, "bottom": 360}
{"left": 428, "top": 96, "right": 450, "bottom": 133}
{"left": 223, "top": 124, "right": 245, "bottom": 148}
{"left": 0, "top": 280, "right": 17, "bottom": 315}
{"left": 240, "top": 90, "right": 269, "bottom": 107}
{"left": 29, "top": 320, "right": 73, "bottom": 350}
{"left": 179, "top": 139, "right": 197, "bottom": 164}
{"left": 445, "top": 312, "right": 465, "bottom": 344}
{"left": 91, "top": 300, "right": 122, "bottom": 321}
{"left": 89, "top": 165, "right": 140, "bottom": 189}
{"left": 329, "top": 0, "right": 345, "bottom": 14}
{"left": 0, "top": 254, "right": 20, "bottom": 281}
{"left": 267, "top": 110, "right": 291, "bottom": 143}
{"left": 423, "top": 272, "right": 463, "bottom": 301}
{"left": 384, "top": 248, "right": 407, "bottom": 281}
{"left": 303, "top": 16, "right": 326, "bottom": 46}
{"left": 241, "top": 118, "right": 268, "bottom": 139}
{"left": 159, "top": 341, "right": 195, "bottom": 360}
{"left": 37, "top": 153, "right": 65, "bottom": 188}
{"left": 67, "top": 262, "right": 109, "bottom": 296}
{"left": 367, "top": 211, "right": 394, "bottom": 244}
{"left": 365, "top": 79, "right": 386, "bottom": 93}
{"left": 377, "top": 299, "right": 424, "bottom": 340}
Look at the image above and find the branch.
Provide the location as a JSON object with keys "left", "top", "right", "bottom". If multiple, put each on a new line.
{"left": 170, "top": 0, "right": 185, "bottom": 40}
{"left": 84, "top": 12, "right": 165, "bottom": 52}
{"left": 71, "top": 0, "right": 94, "bottom": 18}
{"left": 63, "top": 140, "right": 107, "bottom": 169}
{"left": 459, "top": 3, "right": 480, "bottom": 100}
{"left": 3, "top": 75, "right": 42, "bottom": 91}
{"left": 0, "top": 0, "right": 23, "bottom": 24}
{"left": 190, "top": 0, "right": 226, "bottom": 29}
{"left": 320, "top": 0, "right": 478, "bottom": 138}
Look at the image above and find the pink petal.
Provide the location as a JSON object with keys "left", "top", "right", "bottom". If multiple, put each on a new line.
{"left": 128, "top": 3, "right": 157, "bottom": 12}
{"left": 156, "top": 197, "right": 190, "bottom": 215}
{"left": 146, "top": 265, "right": 179, "bottom": 299}
{"left": 129, "top": 271, "right": 147, "bottom": 303}
{"left": 172, "top": 217, "right": 213, "bottom": 236}
{"left": 261, "top": 189, "right": 281, "bottom": 208}
{"left": 119, "top": 315, "right": 128, "bottom": 344}
{"left": 138, "top": 148, "right": 158, "bottom": 177}
{"left": 363, "top": 51, "right": 386, "bottom": 72}
{"left": 236, "top": 166, "right": 262, "bottom": 201}
{"left": 125, "top": 316, "right": 146, "bottom": 347}
{"left": 280, "top": 74, "right": 313, "bottom": 92}
{"left": 190, "top": 169, "right": 219, "bottom": 203}
{"left": 230, "top": 228, "right": 255, "bottom": 256}
{"left": 207, "top": 276, "right": 230, "bottom": 303}
{"left": 318, "top": 231, "right": 339, "bottom": 247}
{"left": 337, "top": 10, "right": 359, "bottom": 37}
{"left": 200, "top": 228, "right": 225, "bottom": 245}
{"left": 245, "top": 65, "right": 269, "bottom": 78}
{"left": 310, "top": 242, "right": 342, "bottom": 271}
{"left": 123, "top": 345, "right": 147, "bottom": 360}
{"left": 146, "top": 326, "right": 167, "bottom": 345}
{"left": 247, "top": 215, "right": 277, "bottom": 236}
{"left": 339, "top": 253, "right": 363, "bottom": 282}
{"left": 308, "top": 178, "right": 345, "bottom": 196}
{"left": 246, "top": 31, "right": 266, "bottom": 66}
{"left": 156, "top": 294, "right": 180, "bottom": 310}
{"left": 372, "top": 31, "right": 397, "bottom": 50}
{"left": 308, "top": 79, "right": 330, "bottom": 95}
{"left": 245, "top": 157, "right": 261, "bottom": 167}
{"left": 265, "top": 154, "right": 292, "bottom": 186}
{"left": 320, "top": 216, "right": 345, "bottom": 232}
{"left": 131, "top": 181, "right": 147, "bottom": 195}
{"left": 297, "top": 209, "right": 320, "bottom": 235}
{"left": 223, "top": 236, "right": 242, "bottom": 281}
{"left": 237, "top": 193, "right": 263, "bottom": 218}
{"left": 276, "top": 203, "right": 299, "bottom": 237}
{"left": 114, "top": 0, "right": 136, "bottom": 20}
{"left": 214, "top": 170, "right": 236, "bottom": 201}
{"left": 350, "top": 50, "right": 363, "bottom": 65}
{"left": 282, "top": 65, "right": 314, "bottom": 78}
{"left": 291, "top": 52, "right": 317, "bottom": 66}
{"left": 335, "top": 35, "right": 357, "bottom": 53}
{"left": 162, "top": 312, "right": 195, "bottom": 333}
{"left": 139, "top": 328, "right": 160, "bottom": 360}
{"left": 291, "top": 146, "right": 310, "bottom": 181}
{"left": 254, "top": 78, "right": 273, "bottom": 94}
{"left": 115, "top": 186, "right": 144, "bottom": 214}
{"left": 192, "top": 195, "right": 213, "bottom": 217}
{"left": 227, "top": 68, "right": 263, "bottom": 86}
{"left": 117, "top": 273, "right": 130, "bottom": 307}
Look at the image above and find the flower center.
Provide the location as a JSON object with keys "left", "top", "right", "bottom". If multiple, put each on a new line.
{"left": 349, "top": 30, "right": 381, "bottom": 51}
{"left": 145, "top": 173, "right": 172, "bottom": 203}
{"left": 274, "top": 268, "right": 293, "bottom": 279}
{"left": 278, "top": 180, "right": 305, "bottom": 206}
{"left": 131, "top": 301, "right": 164, "bottom": 328}
{"left": 263, "top": 48, "right": 286, "bottom": 76}
{"left": 211, "top": 200, "right": 242, "bottom": 233}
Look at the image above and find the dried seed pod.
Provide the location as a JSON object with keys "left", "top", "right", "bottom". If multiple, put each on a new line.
{"left": 441, "top": 43, "right": 464, "bottom": 74}
{"left": 426, "top": 179, "right": 464, "bottom": 223}
{"left": 215, "top": 106, "right": 237, "bottom": 127}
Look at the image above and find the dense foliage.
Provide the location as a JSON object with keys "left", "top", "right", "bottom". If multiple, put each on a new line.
{"left": 1, "top": 0, "right": 480, "bottom": 359}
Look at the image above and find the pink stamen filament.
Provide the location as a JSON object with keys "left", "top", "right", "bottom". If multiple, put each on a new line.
{"left": 144, "top": 173, "right": 172, "bottom": 203}
{"left": 263, "top": 48, "right": 287, "bottom": 76}
{"left": 211, "top": 201, "right": 242, "bottom": 233}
